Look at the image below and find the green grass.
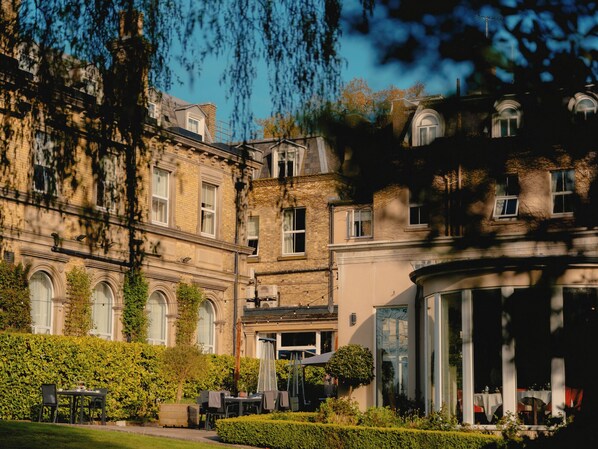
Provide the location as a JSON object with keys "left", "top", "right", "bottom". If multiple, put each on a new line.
{"left": 0, "top": 421, "right": 236, "bottom": 449}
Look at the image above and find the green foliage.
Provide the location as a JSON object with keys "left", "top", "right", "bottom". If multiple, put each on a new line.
{"left": 360, "top": 406, "right": 399, "bottom": 428}
{"left": 0, "top": 261, "right": 31, "bottom": 332}
{"left": 216, "top": 414, "right": 502, "bottom": 449}
{"left": 326, "top": 344, "right": 374, "bottom": 393}
{"left": 316, "top": 397, "right": 361, "bottom": 426}
{"left": 122, "top": 269, "right": 149, "bottom": 343}
{"left": 63, "top": 266, "right": 92, "bottom": 336}
{"left": 496, "top": 411, "right": 523, "bottom": 441}
{"left": 160, "top": 345, "right": 208, "bottom": 403}
{"left": 175, "top": 283, "right": 204, "bottom": 346}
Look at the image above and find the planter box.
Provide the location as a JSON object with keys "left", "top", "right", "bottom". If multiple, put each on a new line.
{"left": 158, "top": 404, "right": 199, "bottom": 428}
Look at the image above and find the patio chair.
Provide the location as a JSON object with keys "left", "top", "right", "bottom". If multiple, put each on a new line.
{"left": 86, "top": 388, "right": 108, "bottom": 423}
{"left": 261, "top": 391, "right": 277, "bottom": 414}
{"left": 205, "top": 392, "right": 237, "bottom": 430}
{"left": 277, "top": 390, "right": 290, "bottom": 411}
{"left": 38, "top": 384, "right": 64, "bottom": 423}
{"left": 196, "top": 391, "right": 209, "bottom": 429}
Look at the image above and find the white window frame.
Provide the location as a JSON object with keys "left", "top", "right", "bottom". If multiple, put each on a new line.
{"left": 409, "top": 188, "right": 429, "bottom": 227}
{"left": 282, "top": 207, "right": 306, "bottom": 255}
{"left": 91, "top": 282, "right": 113, "bottom": 341}
{"left": 146, "top": 291, "right": 167, "bottom": 346}
{"left": 30, "top": 271, "right": 53, "bottom": 335}
{"left": 187, "top": 116, "right": 200, "bottom": 134}
{"left": 493, "top": 174, "right": 519, "bottom": 219}
{"left": 575, "top": 97, "right": 597, "bottom": 120}
{"left": 197, "top": 300, "right": 216, "bottom": 354}
{"left": 347, "top": 208, "right": 372, "bottom": 238}
{"left": 151, "top": 167, "right": 170, "bottom": 226}
{"left": 492, "top": 100, "right": 521, "bottom": 138}
{"left": 247, "top": 216, "right": 259, "bottom": 256}
{"left": 33, "top": 131, "right": 57, "bottom": 195}
{"left": 551, "top": 169, "right": 575, "bottom": 216}
{"left": 412, "top": 109, "right": 444, "bottom": 147}
{"left": 274, "top": 147, "right": 297, "bottom": 178}
{"left": 201, "top": 183, "right": 217, "bottom": 237}
{"left": 96, "top": 154, "right": 118, "bottom": 212}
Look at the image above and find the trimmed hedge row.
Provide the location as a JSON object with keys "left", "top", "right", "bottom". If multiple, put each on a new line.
{"left": 216, "top": 415, "right": 503, "bottom": 449}
{"left": 0, "top": 333, "right": 323, "bottom": 421}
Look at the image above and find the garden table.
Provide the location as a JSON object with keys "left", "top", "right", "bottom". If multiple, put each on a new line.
{"left": 57, "top": 389, "right": 107, "bottom": 425}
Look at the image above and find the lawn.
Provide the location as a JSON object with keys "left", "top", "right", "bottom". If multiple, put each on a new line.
{"left": 0, "top": 421, "right": 236, "bottom": 449}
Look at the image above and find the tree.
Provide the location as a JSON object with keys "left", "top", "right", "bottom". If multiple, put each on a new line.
{"left": 175, "top": 282, "right": 204, "bottom": 346}
{"left": 160, "top": 344, "right": 208, "bottom": 403}
{"left": 326, "top": 344, "right": 374, "bottom": 396}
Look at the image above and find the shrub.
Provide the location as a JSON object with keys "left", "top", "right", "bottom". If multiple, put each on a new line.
{"left": 63, "top": 266, "right": 92, "bottom": 336}
{"left": 175, "top": 282, "right": 204, "bottom": 345}
{"left": 0, "top": 261, "right": 31, "bottom": 332}
{"left": 326, "top": 344, "right": 374, "bottom": 395}
{"left": 122, "top": 269, "right": 149, "bottom": 343}
{"left": 160, "top": 345, "right": 208, "bottom": 402}
{"left": 360, "top": 406, "right": 398, "bottom": 428}
{"left": 316, "top": 397, "right": 361, "bottom": 426}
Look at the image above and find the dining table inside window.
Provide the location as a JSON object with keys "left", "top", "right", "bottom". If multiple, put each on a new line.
{"left": 473, "top": 392, "right": 502, "bottom": 423}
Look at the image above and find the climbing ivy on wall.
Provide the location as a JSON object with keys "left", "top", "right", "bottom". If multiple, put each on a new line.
{"left": 64, "top": 266, "right": 92, "bottom": 336}
{"left": 122, "top": 268, "right": 149, "bottom": 343}
{"left": 175, "top": 282, "right": 204, "bottom": 346}
{"left": 0, "top": 261, "right": 31, "bottom": 332}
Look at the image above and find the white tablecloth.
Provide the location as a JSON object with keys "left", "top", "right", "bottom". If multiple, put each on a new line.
{"left": 473, "top": 392, "right": 502, "bottom": 423}
{"left": 516, "top": 390, "right": 551, "bottom": 406}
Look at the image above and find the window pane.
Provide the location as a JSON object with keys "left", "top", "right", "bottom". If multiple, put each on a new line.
{"left": 153, "top": 168, "right": 168, "bottom": 197}
{"left": 473, "top": 289, "right": 503, "bottom": 423}
{"left": 152, "top": 198, "right": 168, "bottom": 223}
{"left": 197, "top": 301, "right": 215, "bottom": 353}
{"left": 30, "top": 271, "right": 52, "bottom": 334}
{"left": 441, "top": 292, "right": 462, "bottom": 420}
{"left": 91, "top": 282, "right": 113, "bottom": 340}
{"left": 295, "top": 208, "right": 306, "bottom": 230}
{"left": 376, "top": 307, "right": 408, "bottom": 407}
{"left": 295, "top": 231, "right": 305, "bottom": 253}
{"left": 281, "top": 332, "right": 316, "bottom": 346}
{"left": 147, "top": 292, "right": 167, "bottom": 345}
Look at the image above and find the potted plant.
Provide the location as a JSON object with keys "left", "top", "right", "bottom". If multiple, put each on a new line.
{"left": 325, "top": 344, "right": 374, "bottom": 398}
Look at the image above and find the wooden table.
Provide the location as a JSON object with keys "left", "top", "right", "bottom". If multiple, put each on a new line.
{"left": 57, "top": 389, "right": 107, "bottom": 425}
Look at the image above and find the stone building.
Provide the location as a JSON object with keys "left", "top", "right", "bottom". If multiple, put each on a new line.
{"left": 240, "top": 137, "right": 344, "bottom": 359}
{"left": 0, "top": 9, "right": 256, "bottom": 354}
{"left": 332, "top": 88, "right": 598, "bottom": 425}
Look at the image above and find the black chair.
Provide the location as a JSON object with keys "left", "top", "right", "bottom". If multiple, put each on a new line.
{"left": 205, "top": 392, "right": 237, "bottom": 430}
{"left": 38, "top": 384, "right": 61, "bottom": 423}
{"left": 86, "top": 388, "right": 108, "bottom": 423}
{"left": 196, "top": 391, "right": 209, "bottom": 429}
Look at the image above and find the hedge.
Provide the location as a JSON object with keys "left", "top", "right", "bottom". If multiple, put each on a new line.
{"left": 0, "top": 332, "right": 324, "bottom": 421}
{"left": 216, "top": 415, "right": 503, "bottom": 449}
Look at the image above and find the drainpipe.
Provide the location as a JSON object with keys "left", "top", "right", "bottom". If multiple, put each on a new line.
{"left": 327, "top": 202, "right": 335, "bottom": 314}
{"left": 233, "top": 178, "right": 246, "bottom": 355}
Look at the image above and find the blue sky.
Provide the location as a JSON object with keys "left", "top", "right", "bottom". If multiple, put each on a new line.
{"left": 167, "top": 30, "right": 466, "bottom": 134}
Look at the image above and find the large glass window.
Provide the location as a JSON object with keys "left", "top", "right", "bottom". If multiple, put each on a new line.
{"left": 376, "top": 307, "right": 408, "bottom": 408}
{"left": 506, "top": 288, "right": 552, "bottom": 424}
{"left": 96, "top": 154, "right": 118, "bottom": 211}
{"left": 33, "top": 131, "right": 57, "bottom": 195}
{"left": 29, "top": 271, "right": 53, "bottom": 334}
{"left": 499, "top": 107, "right": 519, "bottom": 137}
{"left": 197, "top": 300, "right": 215, "bottom": 353}
{"left": 472, "top": 289, "right": 503, "bottom": 423}
{"left": 409, "top": 188, "right": 429, "bottom": 227}
{"left": 282, "top": 208, "right": 306, "bottom": 255}
{"left": 91, "top": 282, "right": 113, "bottom": 340}
{"left": 551, "top": 169, "right": 574, "bottom": 215}
{"left": 146, "top": 291, "right": 167, "bottom": 346}
{"left": 201, "top": 183, "right": 217, "bottom": 237}
{"left": 441, "top": 293, "right": 462, "bottom": 419}
{"left": 563, "top": 288, "right": 597, "bottom": 414}
{"left": 152, "top": 167, "right": 169, "bottom": 225}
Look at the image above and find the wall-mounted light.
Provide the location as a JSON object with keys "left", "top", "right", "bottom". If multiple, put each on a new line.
{"left": 350, "top": 313, "right": 357, "bottom": 326}
{"left": 75, "top": 234, "right": 87, "bottom": 242}
{"left": 180, "top": 256, "right": 192, "bottom": 263}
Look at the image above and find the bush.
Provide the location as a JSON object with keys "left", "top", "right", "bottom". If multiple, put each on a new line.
{"left": 216, "top": 414, "right": 502, "bottom": 449}
{"left": 0, "top": 261, "right": 31, "bottom": 332}
{"left": 326, "top": 344, "right": 374, "bottom": 395}
{"left": 316, "top": 397, "right": 361, "bottom": 426}
{"left": 64, "top": 266, "right": 92, "bottom": 336}
{"left": 360, "top": 406, "right": 398, "bottom": 428}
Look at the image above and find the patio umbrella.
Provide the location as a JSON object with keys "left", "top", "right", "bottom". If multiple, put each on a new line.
{"left": 300, "top": 351, "right": 334, "bottom": 366}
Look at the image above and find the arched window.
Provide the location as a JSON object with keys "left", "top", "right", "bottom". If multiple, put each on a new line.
{"left": 147, "top": 291, "right": 167, "bottom": 345}
{"left": 197, "top": 300, "right": 215, "bottom": 353}
{"left": 493, "top": 100, "right": 521, "bottom": 137}
{"left": 29, "top": 271, "right": 53, "bottom": 334}
{"left": 91, "top": 282, "right": 113, "bottom": 340}
{"left": 413, "top": 110, "right": 443, "bottom": 146}
{"left": 575, "top": 98, "right": 597, "bottom": 120}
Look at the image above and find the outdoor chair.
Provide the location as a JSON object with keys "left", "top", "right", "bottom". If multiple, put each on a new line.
{"left": 205, "top": 392, "right": 237, "bottom": 430}
{"left": 38, "top": 384, "right": 66, "bottom": 423}
{"left": 518, "top": 397, "right": 546, "bottom": 425}
{"left": 261, "top": 391, "right": 277, "bottom": 414}
{"left": 86, "top": 388, "right": 107, "bottom": 423}
{"left": 196, "top": 391, "right": 209, "bottom": 429}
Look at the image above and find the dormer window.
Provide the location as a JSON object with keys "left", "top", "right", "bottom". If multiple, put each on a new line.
{"left": 493, "top": 100, "right": 521, "bottom": 138}
{"left": 148, "top": 102, "right": 157, "bottom": 119}
{"left": 575, "top": 97, "right": 597, "bottom": 120}
{"left": 412, "top": 109, "right": 443, "bottom": 146}
{"left": 187, "top": 117, "right": 200, "bottom": 134}
{"left": 275, "top": 147, "right": 297, "bottom": 178}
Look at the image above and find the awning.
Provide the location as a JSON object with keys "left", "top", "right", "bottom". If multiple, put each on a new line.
{"left": 300, "top": 351, "right": 334, "bottom": 366}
